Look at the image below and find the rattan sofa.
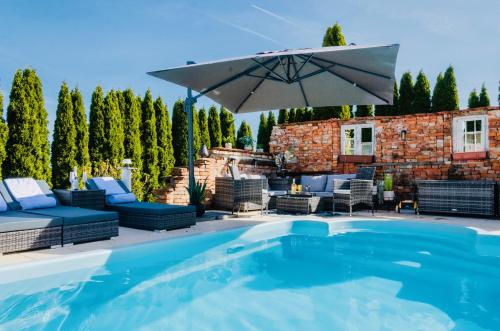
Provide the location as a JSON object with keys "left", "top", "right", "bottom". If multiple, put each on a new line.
{"left": 87, "top": 178, "right": 196, "bottom": 231}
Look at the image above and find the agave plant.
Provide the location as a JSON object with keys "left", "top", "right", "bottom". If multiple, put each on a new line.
{"left": 186, "top": 179, "right": 207, "bottom": 205}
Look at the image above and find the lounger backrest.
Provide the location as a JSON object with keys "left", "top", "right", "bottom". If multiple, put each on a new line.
{"left": 355, "top": 167, "right": 375, "bottom": 181}
{"left": 0, "top": 181, "right": 21, "bottom": 210}
{"left": 86, "top": 178, "right": 131, "bottom": 194}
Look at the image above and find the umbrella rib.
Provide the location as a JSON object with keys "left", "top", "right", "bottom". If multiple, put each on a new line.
{"left": 291, "top": 54, "right": 313, "bottom": 81}
{"left": 291, "top": 56, "right": 309, "bottom": 107}
{"left": 234, "top": 61, "right": 281, "bottom": 113}
{"left": 251, "top": 58, "right": 288, "bottom": 83}
{"left": 299, "top": 55, "right": 390, "bottom": 104}
{"left": 277, "top": 56, "right": 289, "bottom": 82}
{"left": 193, "top": 57, "right": 277, "bottom": 99}
{"left": 312, "top": 56, "right": 392, "bottom": 80}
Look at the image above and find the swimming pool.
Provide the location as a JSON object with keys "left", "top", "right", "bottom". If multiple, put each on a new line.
{"left": 0, "top": 220, "right": 499, "bottom": 330}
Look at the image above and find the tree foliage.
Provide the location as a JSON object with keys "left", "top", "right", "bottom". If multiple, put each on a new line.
{"left": 398, "top": 72, "right": 414, "bottom": 115}
{"left": 219, "top": 107, "right": 236, "bottom": 146}
{"left": 51, "top": 82, "right": 77, "bottom": 188}
{"left": 236, "top": 121, "right": 253, "bottom": 149}
{"left": 172, "top": 99, "right": 188, "bottom": 166}
{"left": 0, "top": 90, "right": 8, "bottom": 178}
{"left": 277, "top": 108, "right": 289, "bottom": 124}
{"left": 441, "top": 66, "right": 459, "bottom": 111}
{"left": 468, "top": 89, "right": 480, "bottom": 108}
{"left": 288, "top": 108, "right": 296, "bottom": 123}
{"left": 89, "top": 86, "right": 106, "bottom": 168}
{"left": 154, "top": 96, "right": 175, "bottom": 184}
{"left": 103, "top": 90, "right": 124, "bottom": 167}
{"left": 198, "top": 107, "right": 211, "bottom": 149}
{"left": 141, "top": 90, "right": 159, "bottom": 200}
{"left": 71, "top": 87, "right": 90, "bottom": 173}
{"left": 256, "top": 113, "right": 267, "bottom": 150}
{"left": 264, "top": 111, "right": 276, "bottom": 152}
{"left": 431, "top": 73, "right": 445, "bottom": 112}
{"left": 355, "top": 105, "right": 374, "bottom": 117}
{"left": 208, "top": 105, "right": 222, "bottom": 148}
{"left": 478, "top": 84, "right": 490, "bottom": 107}
{"left": 413, "top": 70, "right": 431, "bottom": 114}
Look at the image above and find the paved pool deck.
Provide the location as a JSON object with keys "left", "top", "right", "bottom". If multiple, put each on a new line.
{"left": 1, "top": 210, "right": 500, "bottom": 267}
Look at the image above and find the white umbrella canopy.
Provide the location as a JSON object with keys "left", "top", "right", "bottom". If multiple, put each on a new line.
{"left": 148, "top": 44, "right": 399, "bottom": 113}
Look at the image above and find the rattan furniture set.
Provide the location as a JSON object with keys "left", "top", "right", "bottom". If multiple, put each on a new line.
{"left": 0, "top": 179, "right": 196, "bottom": 256}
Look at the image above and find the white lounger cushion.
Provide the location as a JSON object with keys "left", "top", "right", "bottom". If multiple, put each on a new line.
{"left": 4, "top": 178, "right": 57, "bottom": 210}
{"left": 107, "top": 193, "right": 137, "bottom": 204}
{"left": 92, "top": 177, "right": 127, "bottom": 195}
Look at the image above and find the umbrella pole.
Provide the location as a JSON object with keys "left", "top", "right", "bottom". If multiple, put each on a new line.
{"left": 185, "top": 88, "right": 196, "bottom": 192}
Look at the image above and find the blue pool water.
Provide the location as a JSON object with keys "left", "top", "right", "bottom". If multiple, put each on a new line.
{"left": 0, "top": 220, "right": 500, "bottom": 331}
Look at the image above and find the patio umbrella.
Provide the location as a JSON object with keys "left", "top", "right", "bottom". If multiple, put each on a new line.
{"left": 148, "top": 44, "right": 399, "bottom": 188}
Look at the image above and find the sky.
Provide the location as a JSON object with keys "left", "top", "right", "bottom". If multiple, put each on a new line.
{"left": 0, "top": 0, "right": 499, "bottom": 139}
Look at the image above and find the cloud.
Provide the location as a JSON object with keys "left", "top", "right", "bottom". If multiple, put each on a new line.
{"left": 251, "top": 4, "right": 304, "bottom": 30}
{"left": 200, "top": 12, "right": 289, "bottom": 48}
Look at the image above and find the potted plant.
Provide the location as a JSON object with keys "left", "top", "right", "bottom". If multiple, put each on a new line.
{"left": 186, "top": 179, "right": 208, "bottom": 217}
{"left": 256, "top": 144, "right": 264, "bottom": 153}
{"left": 383, "top": 174, "right": 395, "bottom": 201}
{"left": 238, "top": 135, "right": 254, "bottom": 151}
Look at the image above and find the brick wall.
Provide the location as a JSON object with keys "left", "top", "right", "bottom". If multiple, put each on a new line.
{"left": 155, "top": 148, "right": 276, "bottom": 206}
{"left": 270, "top": 107, "right": 500, "bottom": 195}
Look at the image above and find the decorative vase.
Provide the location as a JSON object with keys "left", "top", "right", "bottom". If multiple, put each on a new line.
{"left": 225, "top": 143, "right": 232, "bottom": 149}
{"left": 383, "top": 191, "right": 395, "bottom": 201}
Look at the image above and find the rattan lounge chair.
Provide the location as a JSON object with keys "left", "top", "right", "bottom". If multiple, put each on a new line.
{"left": 332, "top": 167, "right": 376, "bottom": 216}
{"left": 0, "top": 179, "right": 119, "bottom": 246}
{"left": 87, "top": 178, "right": 196, "bottom": 231}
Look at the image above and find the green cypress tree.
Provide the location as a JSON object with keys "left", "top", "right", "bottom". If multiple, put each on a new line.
{"left": 171, "top": 99, "right": 188, "bottom": 166}
{"left": 51, "top": 82, "right": 77, "bottom": 188}
{"left": 71, "top": 87, "right": 90, "bottom": 174}
{"left": 313, "top": 22, "right": 350, "bottom": 120}
{"left": 264, "top": 111, "right": 276, "bottom": 152}
{"left": 198, "top": 107, "right": 210, "bottom": 149}
{"left": 288, "top": 108, "right": 296, "bottom": 123}
{"left": 26, "top": 69, "right": 51, "bottom": 182}
{"left": 431, "top": 73, "right": 445, "bottom": 112}
{"left": 303, "top": 108, "right": 314, "bottom": 121}
{"left": 154, "top": 96, "right": 175, "bottom": 184}
{"left": 375, "top": 81, "right": 399, "bottom": 116}
{"left": 355, "top": 105, "right": 374, "bottom": 117}
{"left": 398, "top": 72, "right": 414, "bottom": 115}
{"left": 192, "top": 108, "right": 201, "bottom": 157}
{"left": 121, "top": 89, "right": 143, "bottom": 199}
{"left": 295, "top": 107, "right": 305, "bottom": 122}
{"left": 0, "top": 90, "right": 8, "bottom": 178}
{"left": 208, "top": 105, "right": 222, "bottom": 148}
{"left": 256, "top": 113, "right": 268, "bottom": 150}
{"left": 103, "top": 90, "right": 124, "bottom": 167}
{"left": 468, "top": 89, "right": 480, "bottom": 108}
{"left": 478, "top": 84, "right": 490, "bottom": 107}
{"left": 413, "top": 70, "right": 431, "bottom": 114}
{"left": 236, "top": 121, "right": 253, "bottom": 149}
{"left": 89, "top": 86, "right": 106, "bottom": 168}
{"left": 141, "top": 90, "right": 159, "bottom": 200}
{"left": 441, "top": 66, "right": 459, "bottom": 111}
{"left": 277, "top": 108, "right": 289, "bottom": 124}
{"left": 219, "top": 107, "right": 236, "bottom": 147}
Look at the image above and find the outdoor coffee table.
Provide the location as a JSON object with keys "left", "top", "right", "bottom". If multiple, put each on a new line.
{"left": 276, "top": 194, "right": 321, "bottom": 214}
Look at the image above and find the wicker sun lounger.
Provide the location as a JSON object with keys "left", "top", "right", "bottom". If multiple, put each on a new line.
{"left": 87, "top": 178, "right": 196, "bottom": 231}
{"left": 0, "top": 180, "right": 119, "bottom": 246}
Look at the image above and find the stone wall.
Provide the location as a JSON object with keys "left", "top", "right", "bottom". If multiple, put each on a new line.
{"left": 270, "top": 107, "right": 500, "bottom": 196}
{"left": 155, "top": 148, "right": 276, "bottom": 206}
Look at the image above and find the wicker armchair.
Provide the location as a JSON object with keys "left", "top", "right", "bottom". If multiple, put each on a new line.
{"left": 332, "top": 167, "right": 376, "bottom": 216}
{"left": 213, "top": 177, "right": 268, "bottom": 213}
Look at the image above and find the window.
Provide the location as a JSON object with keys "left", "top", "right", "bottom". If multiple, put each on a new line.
{"left": 453, "top": 115, "right": 488, "bottom": 153}
{"left": 341, "top": 124, "right": 374, "bottom": 155}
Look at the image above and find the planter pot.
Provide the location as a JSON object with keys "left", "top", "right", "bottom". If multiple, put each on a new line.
{"left": 383, "top": 191, "right": 395, "bottom": 201}
{"left": 244, "top": 145, "right": 252, "bottom": 151}
{"left": 224, "top": 143, "right": 232, "bottom": 149}
{"left": 192, "top": 203, "right": 206, "bottom": 217}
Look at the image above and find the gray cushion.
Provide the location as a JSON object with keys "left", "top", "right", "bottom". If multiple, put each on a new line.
{"left": 334, "top": 189, "right": 351, "bottom": 195}
{"left": 267, "top": 190, "right": 288, "bottom": 197}
{"left": 107, "top": 202, "right": 196, "bottom": 215}
{"left": 0, "top": 211, "right": 62, "bottom": 232}
{"left": 325, "top": 174, "right": 356, "bottom": 192}
{"left": 23, "top": 206, "right": 118, "bottom": 226}
{"left": 301, "top": 175, "right": 327, "bottom": 192}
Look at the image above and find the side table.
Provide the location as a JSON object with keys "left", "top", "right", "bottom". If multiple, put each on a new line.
{"left": 54, "top": 189, "right": 106, "bottom": 210}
